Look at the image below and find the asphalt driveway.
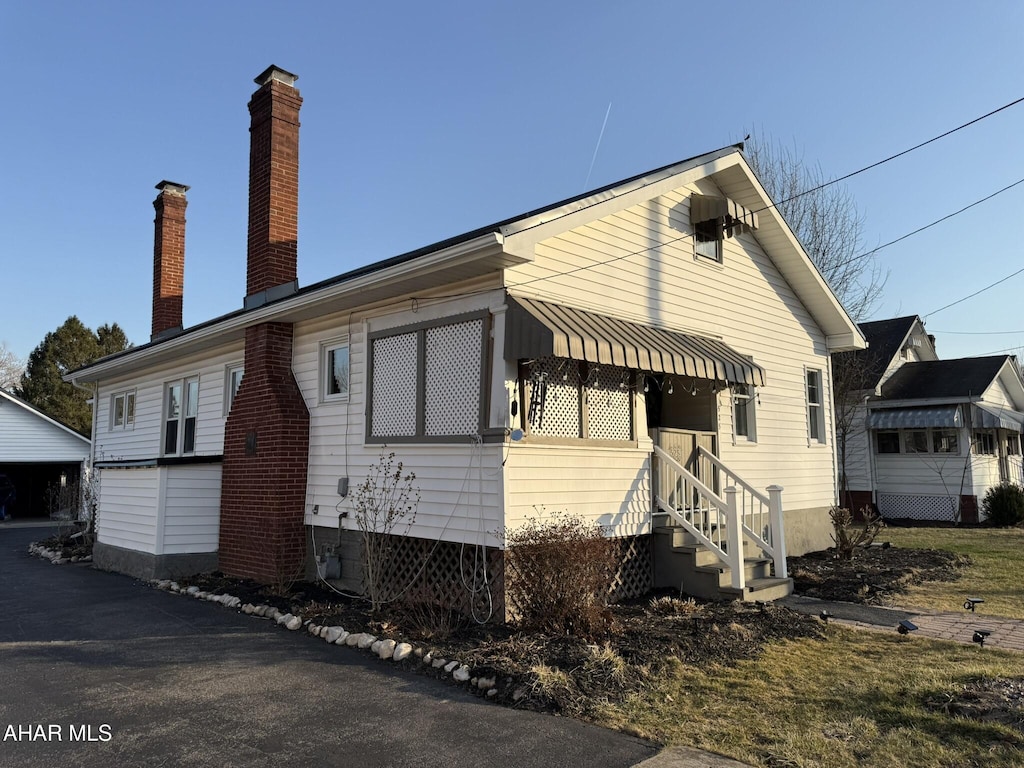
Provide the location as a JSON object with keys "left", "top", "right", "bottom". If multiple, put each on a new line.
{"left": 0, "top": 525, "right": 657, "bottom": 768}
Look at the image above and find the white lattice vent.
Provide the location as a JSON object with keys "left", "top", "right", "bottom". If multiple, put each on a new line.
{"left": 425, "top": 319, "right": 482, "bottom": 436}
{"left": 371, "top": 333, "right": 418, "bottom": 437}
{"left": 878, "top": 493, "right": 958, "bottom": 522}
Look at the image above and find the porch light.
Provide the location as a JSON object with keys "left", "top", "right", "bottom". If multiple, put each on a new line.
{"left": 972, "top": 629, "right": 991, "bottom": 647}
{"left": 667, "top": 379, "right": 674, "bottom": 395}
{"left": 964, "top": 597, "right": 985, "bottom": 612}
{"left": 897, "top": 620, "right": 918, "bottom": 635}
{"left": 690, "top": 381, "right": 698, "bottom": 396}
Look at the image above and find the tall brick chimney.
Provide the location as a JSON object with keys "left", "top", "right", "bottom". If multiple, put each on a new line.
{"left": 151, "top": 181, "right": 189, "bottom": 341}
{"left": 219, "top": 67, "right": 311, "bottom": 584}
{"left": 244, "top": 65, "right": 302, "bottom": 308}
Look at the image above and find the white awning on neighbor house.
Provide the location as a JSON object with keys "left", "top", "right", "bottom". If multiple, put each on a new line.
{"left": 504, "top": 296, "right": 766, "bottom": 386}
{"left": 971, "top": 404, "right": 1024, "bottom": 432}
{"left": 867, "top": 406, "right": 963, "bottom": 430}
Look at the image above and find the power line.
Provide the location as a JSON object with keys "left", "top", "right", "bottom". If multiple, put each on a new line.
{"left": 758, "top": 95, "right": 1024, "bottom": 213}
{"left": 931, "top": 329, "right": 1024, "bottom": 335}
{"left": 925, "top": 266, "right": 1024, "bottom": 319}
{"left": 831, "top": 175, "right": 1024, "bottom": 271}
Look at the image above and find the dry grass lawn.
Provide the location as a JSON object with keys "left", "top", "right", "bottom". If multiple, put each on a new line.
{"left": 881, "top": 527, "right": 1024, "bottom": 618}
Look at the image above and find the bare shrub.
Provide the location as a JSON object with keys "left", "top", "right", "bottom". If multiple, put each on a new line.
{"left": 503, "top": 511, "right": 618, "bottom": 639}
{"left": 352, "top": 450, "right": 420, "bottom": 612}
{"left": 830, "top": 506, "right": 883, "bottom": 560}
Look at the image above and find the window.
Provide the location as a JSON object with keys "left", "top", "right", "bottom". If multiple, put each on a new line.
{"left": 903, "top": 430, "right": 929, "bottom": 453}
{"left": 806, "top": 369, "right": 825, "bottom": 443}
{"left": 164, "top": 377, "right": 199, "bottom": 455}
{"left": 974, "top": 431, "right": 997, "bottom": 455}
{"left": 367, "top": 313, "right": 487, "bottom": 442}
{"left": 732, "top": 384, "right": 756, "bottom": 442}
{"left": 110, "top": 390, "right": 136, "bottom": 430}
{"left": 933, "top": 429, "right": 959, "bottom": 454}
{"left": 876, "top": 431, "right": 900, "bottom": 454}
{"left": 225, "top": 364, "right": 244, "bottom": 415}
{"left": 694, "top": 218, "right": 723, "bottom": 262}
{"left": 1008, "top": 434, "right": 1021, "bottom": 456}
{"left": 320, "top": 339, "right": 349, "bottom": 402}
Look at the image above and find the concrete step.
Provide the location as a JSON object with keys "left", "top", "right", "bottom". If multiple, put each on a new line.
{"left": 720, "top": 577, "right": 793, "bottom": 603}
{"left": 694, "top": 558, "right": 772, "bottom": 588}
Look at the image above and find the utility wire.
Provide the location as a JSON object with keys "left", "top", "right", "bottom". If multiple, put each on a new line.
{"left": 930, "top": 329, "right": 1024, "bottom": 335}
{"left": 831, "top": 175, "right": 1024, "bottom": 270}
{"left": 925, "top": 266, "right": 1024, "bottom": 319}
{"left": 756, "top": 95, "right": 1024, "bottom": 213}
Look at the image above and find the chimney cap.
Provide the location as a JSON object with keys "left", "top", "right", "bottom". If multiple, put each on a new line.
{"left": 254, "top": 65, "right": 298, "bottom": 88}
{"left": 155, "top": 180, "right": 190, "bottom": 194}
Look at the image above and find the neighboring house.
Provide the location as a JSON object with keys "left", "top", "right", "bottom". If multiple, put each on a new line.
{"left": 834, "top": 316, "right": 1024, "bottom": 523}
{"left": 66, "top": 66, "right": 865, "bottom": 609}
{"left": 0, "top": 388, "right": 91, "bottom": 520}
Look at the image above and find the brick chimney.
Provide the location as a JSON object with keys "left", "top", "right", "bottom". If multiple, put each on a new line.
{"left": 151, "top": 181, "right": 189, "bottom": 341}
{"left": 219, "top": 67, "right": 311, "bottom": 584}
{"left": 244, "top": 65, "right": 302, "bottom": 308}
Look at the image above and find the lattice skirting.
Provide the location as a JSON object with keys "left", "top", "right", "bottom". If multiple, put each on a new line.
{"left": 877, "top": 492, "right": 960, "bottom": 522}
{"left": 358, "top": 532, "right": 652, "bottom": 624}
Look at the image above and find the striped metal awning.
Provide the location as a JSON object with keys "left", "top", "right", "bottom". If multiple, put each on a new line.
{"left": 867, "top": 406, "right": 963, "bottom": 430}
{"left": 504, "top": 296, "right": 765, "bottom": 386}
{"left": 972, "top": 404, "right": 1024, "bottom": 432}
{"left": 690, "top": 194, "right": 759, "bottom": 238}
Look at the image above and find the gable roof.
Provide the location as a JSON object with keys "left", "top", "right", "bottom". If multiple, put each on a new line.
{"left": 68, "top": 145, "right": 864, "bottom": 384}
{"left": 879, "top": 356, "right": 1015, "bottom": 401}
{"left": 833, "top": 315, "right": 919, "bottom": 389}
{"left": 0, "top": 387, "right": 92, "bottom": 444}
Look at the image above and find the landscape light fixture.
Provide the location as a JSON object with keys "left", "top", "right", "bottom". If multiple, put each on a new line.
{"left": 819, "top": 609, "right": 831, "bottom": 624}
{"left": 897, "top": 620, "right": 918, "bottom": 635}
{"left": 964, "top": 597, "right": 985, "bottom": 612}
{"left": 972, "top": 629, "right": 991, "bottom": 648}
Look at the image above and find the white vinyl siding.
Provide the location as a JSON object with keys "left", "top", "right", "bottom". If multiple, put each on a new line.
{"left": 504, "top": 178, "right": 838, "bottom": 514}
{"left": 93, "top": 343, "right": 242, "bottom": 462}
{"left": 0, "top": 395, "right": 91, "bottom": 463}
{"left": 162, "top": 465, "right": 222, "bottom": 554}
{"left": 95, "top": 467, "right": 160, "bottom": 553}
{"left": 293, "top": 285, "right": 507, "bottom": 546}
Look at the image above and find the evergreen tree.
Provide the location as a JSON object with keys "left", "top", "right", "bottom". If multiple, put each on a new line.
{"left": 18, "top": 316, "right": 131, "bottom": 434}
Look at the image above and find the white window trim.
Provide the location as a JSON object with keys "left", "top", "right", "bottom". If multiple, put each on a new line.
{"left": 224, "top": 363, "right": 244, "bottom": 416}
{"left": 805, "top": 367, "right": 826, "bottom": 445}
{"left": 163, "top": 375, "right": 200, "bottom": 456}
{"left": 731, "top": 384, "right": 757, "bottom": 444}
{"left": 110, "top": 389, "right": 136, "bottom": 431}
{"left": 319, "top": 336, "right": 350, "bottom": 404}
{"left": 693, "top": 219, "right": 724, "bottom": 263}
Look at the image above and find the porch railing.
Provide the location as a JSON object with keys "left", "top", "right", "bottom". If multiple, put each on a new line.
{"left": 653, "top": 445, "right": 786, "bottom": 592}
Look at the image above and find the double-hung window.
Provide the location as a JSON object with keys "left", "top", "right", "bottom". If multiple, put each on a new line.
{"left": 732, "top": 384, "right": 756, "bottom": 442}
{"left": 164, "top": 377, "right": 199, "bottom": 455}
{"left": 111, "top": 390, "right": 136, "bottom": 430}
{"left": 694, "top": 218, "right": 723, "bottom": 262}
{"left": 806, "top": 369, "right": 826, "bottom": 443}
{"left": 225, "top": 364, "right": 244, "bottom": 415}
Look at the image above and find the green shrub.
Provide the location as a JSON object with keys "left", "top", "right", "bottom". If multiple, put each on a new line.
{"left": 982, "top": 483, "right": 1024, "bottom": 527}
{"left": 503, "top": 511, "right": 618, "bottom": 639}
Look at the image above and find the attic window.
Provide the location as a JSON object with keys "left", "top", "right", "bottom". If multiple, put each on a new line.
{"left": 690, "top": 194, "right": 758, "bottom": 263}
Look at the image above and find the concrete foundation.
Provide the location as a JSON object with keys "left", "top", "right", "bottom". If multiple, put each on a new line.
{"left": 93, "top": 541, "right": 218, "bottom": 581}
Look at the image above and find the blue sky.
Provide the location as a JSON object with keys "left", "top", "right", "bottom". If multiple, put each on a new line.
{"left": 2, "top": 1, "right": 1023, "bottom": 363}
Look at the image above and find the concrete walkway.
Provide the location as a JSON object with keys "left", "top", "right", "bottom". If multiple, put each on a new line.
{"left": 780, "top": 594, "right": 1024, "bottom": 652}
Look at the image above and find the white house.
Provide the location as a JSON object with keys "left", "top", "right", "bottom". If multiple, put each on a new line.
{"left": 834, "top": 315, "right": 1024, "bottom": 523}
{"left": 67, "top": 66, "right": 865, "bottom": 609}
{"left": 0, "top": 388, "right": 91, "bottom": 520}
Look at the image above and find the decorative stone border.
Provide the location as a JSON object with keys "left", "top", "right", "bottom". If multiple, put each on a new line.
{"left": 150, "top": 579, "right": 506, "bottom": 700}
{"left": 28, "top": 542, "right": 92, "bottom": 565}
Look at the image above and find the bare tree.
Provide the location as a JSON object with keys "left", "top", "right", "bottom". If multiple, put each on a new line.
{"left": 745, "top": 134, "right": 886, "bottom": 321}
{"left": 831, "top": 350, "right": 881, "bottom": 510}
{"left": 0, "top": 342, "right": 25, "bottom": 391}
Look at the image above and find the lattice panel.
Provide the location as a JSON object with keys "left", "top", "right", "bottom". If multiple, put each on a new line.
{"left": 527, "top": 357, "right": 580, "bottom": 437}
{"left": 587, "top": 366, "right": 633, "bottom": 441}
{"left": 878, "top": 493, "right": 959, "bottom": 522}
{"left": 425, "top": 319, "right": 482, "bottom": 436}
{"left": 371, "top": 333, "right": 418, "bottom": 437}
{"left": 608, "top": 535, "right": 653, "bottom": 601}
{"left": 362, "top": 533, "right": 505, "bottom": 621}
